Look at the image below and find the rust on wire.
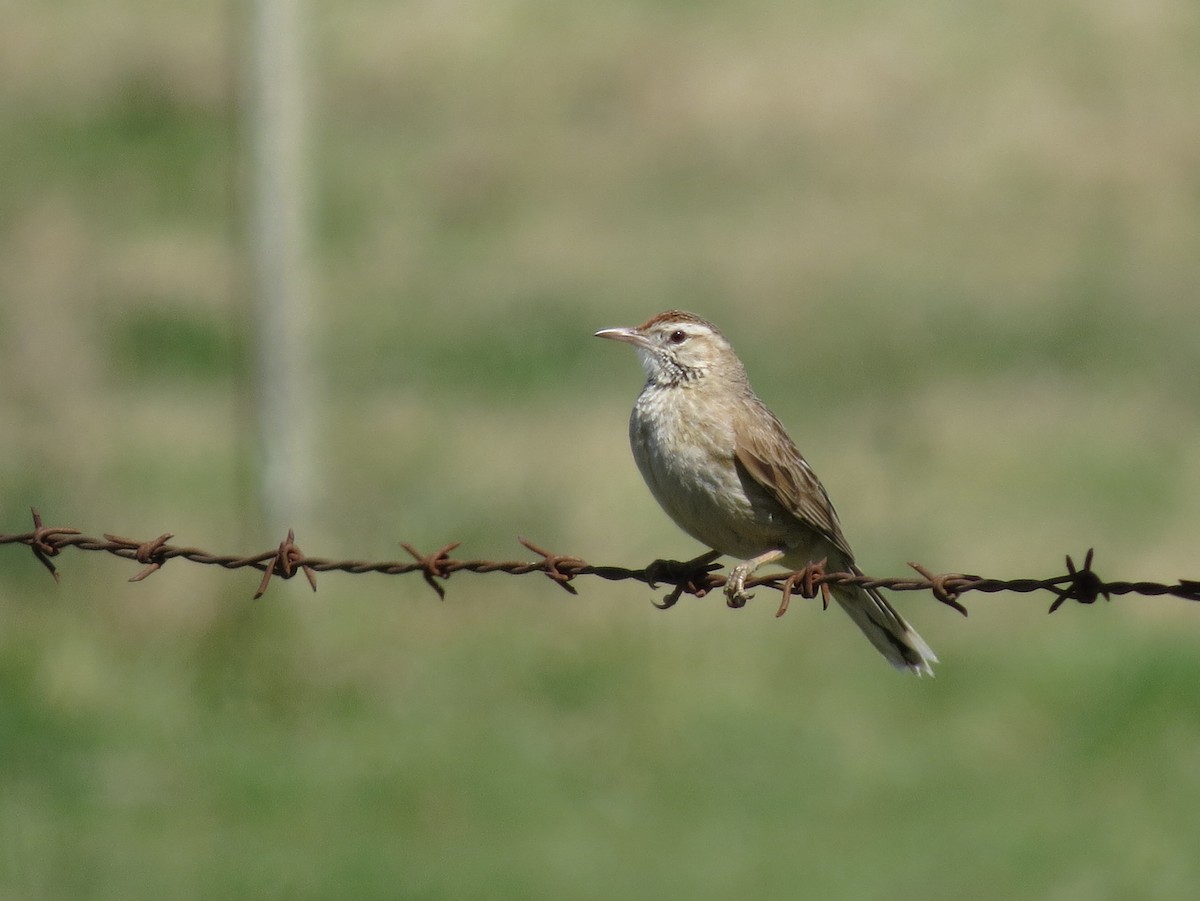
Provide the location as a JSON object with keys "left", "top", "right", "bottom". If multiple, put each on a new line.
{"left": 775, "top": 559, "right": 831, "bottom": 619}
{"left": 400, "top": 541, "right": 460, "bottom": 600}
{"left": 517, "top": 537, "right": 582, "bottom": 595}
{"left": 104, "top": 531, "right": 175, "bottom": 582}
{"left": 907, "top": 561, "right": 971, "bottom": 616}
{"left": 255, "top": 529, "right": 318, "bottom": 600}
{"left": 24, "top": 507, "right": 81, "bottom": 583}
{"left": 5, "top": 512, "right": 1200, "bottom": 613}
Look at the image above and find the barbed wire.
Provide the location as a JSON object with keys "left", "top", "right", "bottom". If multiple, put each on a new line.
{"left": 3, "top": 508, "right": 1199, "bottom": 616}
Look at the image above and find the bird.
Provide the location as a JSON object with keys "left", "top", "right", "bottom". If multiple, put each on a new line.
{"left": 595, "top": 310, "right": 937, "bottom": 675}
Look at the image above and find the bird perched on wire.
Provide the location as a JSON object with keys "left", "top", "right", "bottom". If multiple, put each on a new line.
{"left": 595, "top": 310, "right": 937, "bottom": 675}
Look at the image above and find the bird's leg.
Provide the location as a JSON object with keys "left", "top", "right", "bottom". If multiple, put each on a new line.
{"left": 725, "top": 548, "right": 786, "bottom": 609}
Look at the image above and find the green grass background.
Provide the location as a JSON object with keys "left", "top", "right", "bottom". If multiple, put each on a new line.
{"left": 3, "top": 0, "right": 1200, "bottom": 898}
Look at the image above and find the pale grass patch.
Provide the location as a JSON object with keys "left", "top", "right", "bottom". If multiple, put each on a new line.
{"left": 0, "top": 0, "right": 230, "bottom": 109}
{"left": 99, "top": 233, "right": 236, "bottom": 313}
{"left": 893, "top": 374, "right": 1200, "bottom": 570}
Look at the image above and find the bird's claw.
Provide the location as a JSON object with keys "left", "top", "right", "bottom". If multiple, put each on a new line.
{"left": 724, "top": 565, "right": 754, "bottom": 608}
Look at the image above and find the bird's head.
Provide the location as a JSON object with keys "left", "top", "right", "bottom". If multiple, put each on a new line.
{"left": 594, "top": 310, "right": 742, "bottom": 386}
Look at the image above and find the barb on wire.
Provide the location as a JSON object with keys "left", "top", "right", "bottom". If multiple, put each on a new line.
{"left": 104, "top": 531, "right": 174, "bottom": 582}
{"left": 255, "top": 528, "right": 318, "bottom": 600}
{"left": 25, "top": 508, "right": 80, "bottom": 583}
{"left": 399, "top": 540, "right": 459, "bottom": 600}
{"left": 775, "top": 559, "right": 832, "bottom": 618}
{"left": 4, "top": 508, "right": 1200, "bottom": 613}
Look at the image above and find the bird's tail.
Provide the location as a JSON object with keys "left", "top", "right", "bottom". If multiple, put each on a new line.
{"left": 832, "top": 568, "right": 937, "bottom": 675}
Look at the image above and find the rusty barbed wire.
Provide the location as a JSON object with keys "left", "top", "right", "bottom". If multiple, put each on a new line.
{"left": 4, "top": 508, "right": 1200, "bottom": 615}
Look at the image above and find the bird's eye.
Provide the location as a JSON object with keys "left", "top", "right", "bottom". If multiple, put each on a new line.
{"left": 668, "top": 330, "right": 687, "bottom": 344}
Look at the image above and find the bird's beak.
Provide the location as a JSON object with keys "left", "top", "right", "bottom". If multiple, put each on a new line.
{"left": 594, "top": 326, "right": 648, "bottom": 348}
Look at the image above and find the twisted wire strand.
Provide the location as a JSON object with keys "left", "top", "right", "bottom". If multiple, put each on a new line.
{"left": 4, "top": 509, "right": 1199, "bottom": 614}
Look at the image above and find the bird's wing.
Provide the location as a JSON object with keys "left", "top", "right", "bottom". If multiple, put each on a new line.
{"left": 732, "top": 398, "right": 857, "bottom": 561}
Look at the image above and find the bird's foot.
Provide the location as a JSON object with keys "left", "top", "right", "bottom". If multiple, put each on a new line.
{"left": 724, "top": 563, "right": 755, "bottom": 609}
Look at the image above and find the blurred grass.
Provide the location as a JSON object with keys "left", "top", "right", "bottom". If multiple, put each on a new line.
{"left": 4, "top": 0, "right": 1200, "bottom": 898}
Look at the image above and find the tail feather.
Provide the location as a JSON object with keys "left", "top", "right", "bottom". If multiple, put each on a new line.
{"left": 831, "top": 578, "right": 937, "bottom": 676}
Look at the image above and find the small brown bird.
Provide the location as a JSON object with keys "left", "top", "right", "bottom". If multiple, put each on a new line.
{"left": 596, "top": 310, "right": 937, "bottom": 675}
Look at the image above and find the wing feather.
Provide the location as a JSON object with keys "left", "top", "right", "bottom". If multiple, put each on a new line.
{"left": 732, "top": 398, "right": 856, "bottom": 561}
